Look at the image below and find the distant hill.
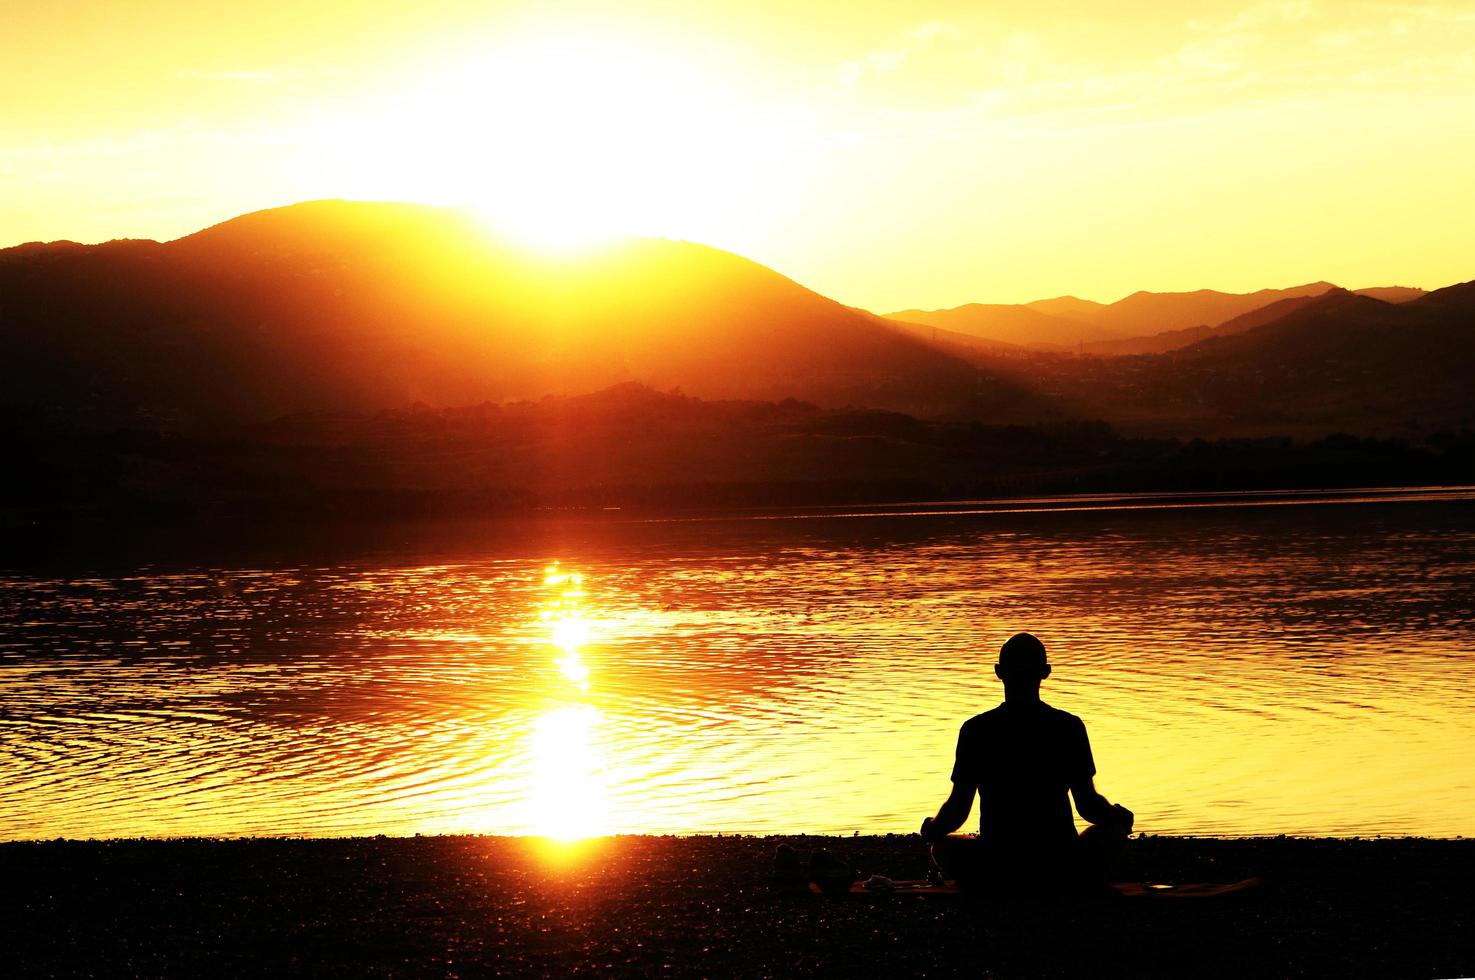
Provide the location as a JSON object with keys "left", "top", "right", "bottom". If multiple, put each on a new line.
{"left": 0, "top": 201, "right": 1032, "bottom": 429}
{"left": 884, "top": 303, "right": 1111, "bottom": 349}
{"left": 1118, "top": 283, "right": 1475, "bottom": 433}
{"left": 1186, "top": 281, "right": 1472, "bottom": 361}
{"left": 1409, "top": 279, "right": 1475, "bottom": 314}
{"left": 887, "top": 282, "right": 1342, "bottom": 350}
{"left": 1024, "top": 296, "right": 1106, "bottom": 321}
{"left": 1352, "top": 286, "right": 1426, "bottom": 303}
{"left": 1081, "top": 282, "right": 1340, "bottom": 336}
{"left": 1083, "top": 291, "right": 1341, "bottom": 356}
{"left": 887, "top": 316, "right": 1023, "bottom": 353}
{"left": 901, "top": 282, "right": 1475, "bottom": 437}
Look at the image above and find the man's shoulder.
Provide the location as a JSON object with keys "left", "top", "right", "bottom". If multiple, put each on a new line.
{"left": 966, "top": 702, "right": 1087, "bottom": 728}
{"left": 1038, "top": 702, "right": 1089, "bottom": 734}
{"left": 961, "top": 705, "right": 1006, "bottom": 730}
{"left": 960, "top": 702, "right": 1089, "bottom": 735}
{"left": 1039, "top": 702, "right": 1085, "bottom": 724}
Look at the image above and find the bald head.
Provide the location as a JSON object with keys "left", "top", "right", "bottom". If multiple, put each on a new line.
{"left": 996, "top": 632, "right": 1050, "bottom": 685}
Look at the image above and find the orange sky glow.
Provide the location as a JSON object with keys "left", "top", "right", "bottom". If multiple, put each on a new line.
{"left": 5, "top": 0, "right": 1474, "bottom": 309}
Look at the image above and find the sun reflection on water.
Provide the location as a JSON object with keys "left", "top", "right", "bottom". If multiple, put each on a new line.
{"left": 541, "top": 563, "right": 594, "bottom": 692}
{"left": 525, "top": 562, "right": 606, "bottom": 840}
{"left": 527, "top": 704, "right": 606, "bottom": 841}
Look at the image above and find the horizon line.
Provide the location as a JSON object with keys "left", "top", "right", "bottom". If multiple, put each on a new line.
{"left": 2, "top": 196, "right": 1457, "bottom": 310}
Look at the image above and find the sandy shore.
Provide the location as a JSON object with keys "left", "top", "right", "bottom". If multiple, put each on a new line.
{"left": 4, "top": 835, "right": 1473, "bottom": 978}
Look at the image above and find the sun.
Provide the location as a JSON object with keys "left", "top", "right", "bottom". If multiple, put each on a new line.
{"left": 456, "top": 37, "right": 703, "bottom": 252}
{"left": 333, "top": 30, "right": 784, "bottom": 256}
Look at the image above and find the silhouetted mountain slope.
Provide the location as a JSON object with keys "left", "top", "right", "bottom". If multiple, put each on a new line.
{"left": 4, "top": 201, "right": 1465, "bottom": 442}
{"left": 1353, "top": 286, "right": 1426, "bottom": 303}
{"left": 1135, "top": 284, "right": 1475, "bottom": 431}
{"left": 888, "top": 317, "right": 1022, "bottom": 353}
{"left": 1408, "top": 278, "right": 1475, "bottom": 314}
{"left": 883, "top": 303, "right": 1110, "bottom": 348}
{"left": 1069, "top": 282, "right": 1337, "bottom": 337}
{"left": 1083, "top": 291, "right": 1342, "bottom": 356}
{"left": 1024, "top": 296, "right": 1105, "bottom": 321}
{"left": 914, "top": 282, "right": 1474, "bottom": 437}
{"left": 1061, "top": 283, "right": 1426, "bottom": 356}
{"left": 0, "top": 201, "right": 1027, "bottom": 428}
{"left": 889, "top": 282, "right": 1342, "bottom": 351}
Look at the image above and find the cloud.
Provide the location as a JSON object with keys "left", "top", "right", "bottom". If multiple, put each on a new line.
{"left": 175, "top": 67, "right": 349, "bottom": 85}
{"left": 1188, "top": 0, "right": 1320, "bottom": 34}
{"left": 909, "top": 21, "right": 947, "bottom": 42}
{"left": 769, "top": 3, "right": 1474, "bottom": 146}
{"left": 953, "top": 0, "right": 1475, "bottom": 125}
{"left": 177, "top": 69, "right": 283, "bottom": 84}
{"left": 835, "top": 20, "right": 950, "bottom": 89}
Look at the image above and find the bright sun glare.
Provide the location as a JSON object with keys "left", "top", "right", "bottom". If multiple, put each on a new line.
{"left": 530, "top": 704, "right": 604, "bottom": 841}
{"left": 346, "top": 33, "right": 778, "bottom": 254}
{"left": 461, "top": 40, "right": 707, "bottom": 251}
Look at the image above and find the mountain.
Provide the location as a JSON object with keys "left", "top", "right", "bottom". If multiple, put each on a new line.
{"left": 4, "top": 201, "right": 1464, "bottom": 443}
{"left": 1180, "top": 282, "right": 1472, "bottom": 360}
{"left": 903, "top": 282, "right": 1475, "bottom": 437}
{"left": 0, "top": 200, "right": 1026, "bottom": 429}
{"left": 1079, "top": 282, "right": 1340, "bottom": 336}
{"left": 1024, "top": 296, "right": 1106, "bottom": 321}
{"left": 1409, "top": 278, "right": 1475, "bottom": 314}
{"left": 884, "top": 303, "right": 1111, "bottom": 349}
{"left": 1353, "top": 286, "right": 1426, "bottom": 303}
{"left": 1083, "top": 291, "right": 1341, "bottom": 356}
{"left": 1125, "top": 283, "right": 1475, "bottom": 433}
{"left": 887, "top": 316, "right": 1022, "bottom": 353}
{"left": 1069, "top": 284, "right": 1429, "bottom": 356}
{"left": 887, "top": 282, "right": 1342, "bottom": 351}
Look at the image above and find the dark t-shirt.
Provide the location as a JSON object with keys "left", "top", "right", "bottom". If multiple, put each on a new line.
{"left": 951, "top": 701, "right": 1095, "bottom": 850}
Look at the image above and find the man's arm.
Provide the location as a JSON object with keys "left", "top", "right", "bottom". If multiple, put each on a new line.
{"left": 1069, "top": 718, "right": 1132, "bottom": 832}
{"left": 1070, "top": 777, "right": 1133, "bottom": 832}
{"left": 920, "top": 780, "right": 976, "bottom": 841}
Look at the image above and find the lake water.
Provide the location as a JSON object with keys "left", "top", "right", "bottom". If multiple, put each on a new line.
{"left": 3, "top": 487, "right": 1474, "bottom": 840}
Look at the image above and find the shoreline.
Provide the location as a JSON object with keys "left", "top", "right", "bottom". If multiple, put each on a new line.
{"left": 7, "top": 834, "right": 1473, "bottom": 977}
{"left": 4, "top": 831, "right": 1470, "bottom": 843}
{"left": 6, "top": 481, "right": 1471, "bottom": 573}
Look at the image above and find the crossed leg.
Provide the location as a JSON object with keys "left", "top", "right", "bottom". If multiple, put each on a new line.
{"left": 930, "top": 817, "right": 1132, "bottom": 896}
{"left": 1076, "top": 817, "right": 1131, "bottom": 887}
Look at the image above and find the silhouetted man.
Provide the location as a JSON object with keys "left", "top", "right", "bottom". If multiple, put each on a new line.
{"left": 920, "top": 632, "right": 1134, "bottom": 896}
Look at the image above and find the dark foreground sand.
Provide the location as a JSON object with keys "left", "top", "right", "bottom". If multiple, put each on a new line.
{"left": 4, "top": 835, "right": 1473, "bottom": 978}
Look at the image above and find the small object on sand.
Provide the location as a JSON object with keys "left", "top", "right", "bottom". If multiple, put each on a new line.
{"left": 772, "top": 843, "right": 806, "bottom": 888}
{"left": 810, "top": 876, "right": 1265, "bottom": 899}
{"left": 809, "top": 848, "right": 860, "bottom": 895}
{"left": 1109, "top": 877, "right": 1265, "bottom": 899}
{"left": 862, "top": 874, "right": 895, "bottom": 893}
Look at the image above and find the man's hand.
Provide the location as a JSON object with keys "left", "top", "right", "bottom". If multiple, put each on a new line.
{"left": 919, "top": 816, "right": 939, "bottom": 842}
{"left": 924, "top": 781, "right": 976, "bottom": 842}
{"left": 1071, "top": 777, "right": 1134, "bottom": 832}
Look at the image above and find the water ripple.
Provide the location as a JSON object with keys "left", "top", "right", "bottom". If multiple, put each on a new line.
{"left": 2, "top": 493, "right": 1474, "bottom": 839}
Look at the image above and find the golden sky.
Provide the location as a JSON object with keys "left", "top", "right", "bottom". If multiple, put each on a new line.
{"left": 5, "top": 0, "right": 1474, "bottom": 308}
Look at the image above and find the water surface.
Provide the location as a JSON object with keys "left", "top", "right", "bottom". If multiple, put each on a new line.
{"left": 4, "top": 488, "right": 1473, "bottom": 839}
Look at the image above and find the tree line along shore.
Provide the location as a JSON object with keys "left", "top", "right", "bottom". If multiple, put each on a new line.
{"left": 8, "top": 385, "right": 1474, "bottom": 531}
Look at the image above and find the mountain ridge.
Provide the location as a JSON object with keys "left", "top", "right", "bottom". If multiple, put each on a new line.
{"left": 0, "top": 200, "right": 1032, "bottom": 429}
{"left": 2, "top": 200, "right": 1468, "bottom": 440}
{"left": 886, "top": 281, "right": 1346, "bottom": 351}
